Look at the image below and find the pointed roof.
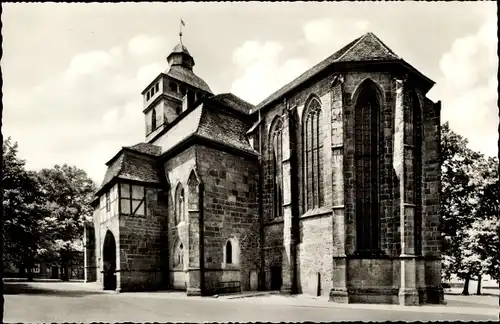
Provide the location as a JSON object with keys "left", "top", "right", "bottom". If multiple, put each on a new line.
{"left": 336, "top": 32, "right": 399, "bottom": 62}
{"left": 167, "top": 43, "right": 195, "bottom": 69}
{"left": 165, "top": 65, "right": 213, "bottom": 93}
{"left": 163, "top": 41, "right": 213, "bottom": 93}
{"left": 254, "top": 32, "right": 432, "bottom": 111}
{"left": 170, "top": 43, "right": 191, "bottom": 56}
{"left": 96, "top": 147, "right": 163, "bottom": 197}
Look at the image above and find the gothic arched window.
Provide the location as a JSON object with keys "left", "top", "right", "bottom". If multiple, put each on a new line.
{"left": 174, "top": 242, "right": 184, "bottom": 268}
{"left": 225, "top": 241, "right": 233, "bottom": 264}
{"left": 270, "top": 117, "right": 283, "bottom": 219}
{"left": 303, "top": 97, "right": 324, "bottom": 211}
{"left": 175, "top": 184, "right": 185, "bottom": 224}
{"left": 354, "top": 80, "right": 381, "bottom": 252}
{"left": 152, "top": 109, "right": 157, "bottom": 130}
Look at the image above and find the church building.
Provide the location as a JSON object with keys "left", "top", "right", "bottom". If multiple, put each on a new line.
{"left": 84, "top": 31, "right": 444, "bottom": 305}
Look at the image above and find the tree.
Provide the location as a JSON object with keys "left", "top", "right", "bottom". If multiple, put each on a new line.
{"left": 2, "top": 138, "right": 49, "bottom": 280}
{"left": 464, "top": 157, "right": 499, "bottom": 294}
{"left": 1, "top": 83, "right": 4, "bottom": 323}
{"left": 440, "top": 122, "right": 486, "bottom": 295}
{"left": 37, "top": 164, "right": 96, "bottom": 281}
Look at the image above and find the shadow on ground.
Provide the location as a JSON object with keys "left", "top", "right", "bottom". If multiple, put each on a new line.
{"left": 3, "top": 282, "right": 105, "bottom": 298}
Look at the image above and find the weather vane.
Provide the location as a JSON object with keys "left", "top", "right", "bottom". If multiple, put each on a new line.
{"left": 179, "top": 18, "right": 186, "bottom": 45}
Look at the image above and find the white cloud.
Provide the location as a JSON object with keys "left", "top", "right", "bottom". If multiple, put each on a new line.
{"left": 66, "top": 51, "right": 114, "bottom": 77}
{"left": 2, "top": 38, "right": 164, "bottom": 183}
{"left": 434, "top": 17, "right": 498, "bottom": 157}
{"left": 230, "top": 17, "right": 373, "bottom": 105}
{"left": 128, "top": 34, "right": 166, "bottom": 57}
{"left": 136, "top": 61, "right": 164, "bottom": 85}
{"left": 232, "top": 41, "right": 283, "bottom": 66}
{"left": 355, "top": 20, "right": 370, "bottom": 32}
{"left": 230, "top": 41, "right": 309, "bottom": 105}
{"left": 303, "top": 18, "right": 335, "bottom": 45}
{"left": 302, "top": 18, "right": 371, "bottom": 52}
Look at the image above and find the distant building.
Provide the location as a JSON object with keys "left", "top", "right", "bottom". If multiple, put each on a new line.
{"left": 85, "top": 32, "right": 443, "bottom": 305}
{"left": 4, "top": 252, "right": 84, "bottom": 280}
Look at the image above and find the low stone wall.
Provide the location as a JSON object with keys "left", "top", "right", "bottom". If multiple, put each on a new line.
{"left": 118, "top": 269, "right": 163, "bottom": 292}
{"left": 204, "top": 268, "right": 241, "bottom": 295}
{"left": 347, "top": 258, "right": 396, "bottom": 304}
{"left": 170, "top": 270, "right": 187, "bottom": 290}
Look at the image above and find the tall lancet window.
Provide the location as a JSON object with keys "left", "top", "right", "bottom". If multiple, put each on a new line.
{"left": 151, "top": 108, "right": 157, "bottom": 130}
{"left": 303, "top": 97, "right": 324, "bottom": 211}
{"left": 354, "top": 80, "right": 381, "bottom": 252}
{"left": 270, "top": 117, "right": 283, "bottom": 219}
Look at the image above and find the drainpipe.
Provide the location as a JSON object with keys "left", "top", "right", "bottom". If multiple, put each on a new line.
{"left": 199, "top": 182, "right": 205, "bottom": 295}
{"left": 258, "top": 110, "right": 265, "bottom": 291}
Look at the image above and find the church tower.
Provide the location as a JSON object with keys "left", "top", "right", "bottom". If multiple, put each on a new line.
{"left": 142, "top": 31, "right": 212, "bottom": 142}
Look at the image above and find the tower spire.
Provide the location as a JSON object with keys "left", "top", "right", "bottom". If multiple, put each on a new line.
{"left": 179, "top": 18, "right": 186, "bottom": 45}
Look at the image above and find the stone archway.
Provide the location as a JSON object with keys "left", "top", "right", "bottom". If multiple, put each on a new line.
{"left": 103, "top": 230, "right": 117, "bottom": 290}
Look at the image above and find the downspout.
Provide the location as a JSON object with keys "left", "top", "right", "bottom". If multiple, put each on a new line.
{"left": 199, "top": 182, "right": 205, "bottom": 295}
{"left": 258, "top": 110, "right": 265, "bottom": 291}
{"left": 289, "top": 106, "right": 299, "bottom": 294}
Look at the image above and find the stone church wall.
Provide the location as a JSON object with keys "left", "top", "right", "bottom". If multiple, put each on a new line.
{"left": 118, "top": 187, "right": 168, "bottom": 292}
{"left": 196, "top": 145, "right": 260, "bottom": 294}
{"left": 259, "top": 67, "right": 441, "bottom": 303}
{"left": 261, "top": 72, "right": 339, "bottom": 296}
{"left": 94, "top": 203, "right": 120, "bottom": 288}
{"left": 289, "top": 72, "right": 336, "bottom": 297}
{"left": 164, "top": 146, "right": 197, "bottom": 290}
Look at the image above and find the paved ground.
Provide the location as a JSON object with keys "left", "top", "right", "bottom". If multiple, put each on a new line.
{"left": 3, "top": 281, "right": 499, "bottom": 323}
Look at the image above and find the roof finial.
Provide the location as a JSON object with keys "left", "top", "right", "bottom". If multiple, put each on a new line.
{"left": 179, "top": 18, "right": 186, "bottom": 45}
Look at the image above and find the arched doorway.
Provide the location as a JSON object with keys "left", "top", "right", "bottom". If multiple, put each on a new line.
{"left": 103, "top": 230, "right": 117, "bottom": 290}
{"left": 270, "top": 265, "right": 282, "bottom": 290}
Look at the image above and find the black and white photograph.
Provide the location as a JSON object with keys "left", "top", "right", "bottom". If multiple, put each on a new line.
{"left": 1, "top": 1, "right": 498, "bottom": 322}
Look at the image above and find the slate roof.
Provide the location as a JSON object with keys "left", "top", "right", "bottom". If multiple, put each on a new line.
{"left": 124, "top": 142, "right": 162, "bottom": 157}
{"left": 196, "top": 103, "right": 256, "bottom": 154}
{"left": 170, "top": 43, "right": 191, "bottom": 56}
{"left": 96, "top": 144, "right": 163, "bottom": 196}
{"left": 96, "top": 92, "right": 256, "bottom": 196}
{"left": 166, "top": 65, "right": 212, "bottom": 94}
{"left": 254, "top": 32, "right": 415, "bottom": 111}
{"left": 208, "top": 93, "right": 255, "bottom": 115}
{"left": 151, "top": 94, "right": 257, "bottom": 156}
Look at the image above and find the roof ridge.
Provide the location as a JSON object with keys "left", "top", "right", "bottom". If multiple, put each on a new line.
{"left": 335, "top": 32, "right": 370, "bottom": 62}
{"left": 194, "top": 103, "right": 206, "bottom": 134}
{"left": 116, "top": 150, "right": 126, "bottom": 179}
{"left": 255, "top": 33, "right": 365, "bottom": 110}
{"left": 366, "top": 32, "right": 399, "bottom": 58}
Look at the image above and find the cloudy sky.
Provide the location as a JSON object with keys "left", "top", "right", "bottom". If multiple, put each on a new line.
{"left": 2, "top": 2, "right": 498, "bottom": 184}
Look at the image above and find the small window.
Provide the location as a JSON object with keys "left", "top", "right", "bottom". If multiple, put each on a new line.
{"left": 176, "top": 105, "right": 182, "bottom": 115}
{"left": 106, "top": 192, "right": 110, "bottom": 212}
{"left": 146, "top": 92, "right": 150, "bottom": 100}
{"left": 169, "top": 82, "right": 178, "bottom": 93}
{"left": 120, "top": 184, "right": 146, "bottom": 216}
{"left": 174, "top": 243, "right": 184, "bottom": 268}
{"left": 152, "top": 109, "right": 157, "bottom": 130}
{"left": 155, "top": 83, "right": 159, "bottom": 93}
{"left": 33, "top": 264, "right": 40, "bottom": 274}
{"left": 226, "top": 241, "right": 233, "bottom": 264}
